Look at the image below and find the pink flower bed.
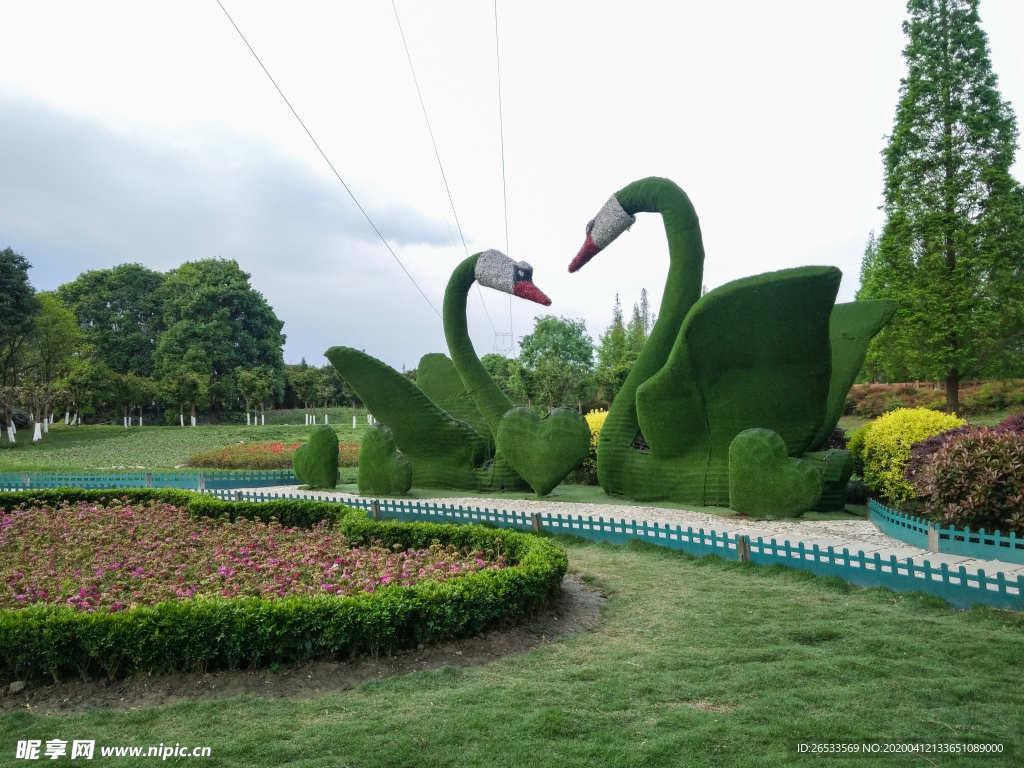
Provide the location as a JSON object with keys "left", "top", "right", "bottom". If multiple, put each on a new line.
{"left": 0, "top": 499, "right": 504, "bottom": 613}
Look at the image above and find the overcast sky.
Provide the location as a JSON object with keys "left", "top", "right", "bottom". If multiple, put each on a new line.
{"left": 2, "top": 1, "right": 1023, "bottom": 370}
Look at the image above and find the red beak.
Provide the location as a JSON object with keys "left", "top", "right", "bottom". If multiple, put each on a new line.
{"left": 568, "top": 234, "right": 601, "bottom": 273}
{"left": 513, "top": 280, "right": 552, "bottom": 306}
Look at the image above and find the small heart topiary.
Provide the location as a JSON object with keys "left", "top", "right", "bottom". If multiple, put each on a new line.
{"left": 728, "top": 428, "right": 822, "bottom": 517}
{"left": 358, "top": 424, "right": 412, "bottom": 496}
{"left": 292, "top": 425, "right": 340, "bottom": 489}
{"left": 496, "top": 407, "right": 591, "bottom": 496}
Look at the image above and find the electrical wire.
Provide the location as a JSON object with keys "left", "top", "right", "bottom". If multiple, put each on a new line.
{"left": 214, "top": 0, "right": 441, "bottom": 319}
{"left": 493, "top": 0, "right": 514, "bottom": 353}
{"left": 390, "top": 0, "right": 495, "bottom": 333}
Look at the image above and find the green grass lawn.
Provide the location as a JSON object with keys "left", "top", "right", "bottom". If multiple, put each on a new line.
{"left": 0, "top": 422, "right": 367, "bottom": 472}
{"left": 2, "top": 539, "right": 1020, "bottom": 767}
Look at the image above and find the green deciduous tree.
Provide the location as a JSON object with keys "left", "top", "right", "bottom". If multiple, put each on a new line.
{"left": 160, "top": 366, "right": 211, "bottom": 427}
{"left": 480, "top": 353, "right": 518, "bottom": 402}
{"left": 153, "top": 258, "right": 286, "bottom": 410}
{"left": 0, "top": 247, "right": 39, "bottom": 440}
{"left": 21, "top": 293, "right": 82, "bottom": 435}
{"left": 859, "top": 0, "right": 1024, "bottom": 413}
{"left": 57, "top": 263, "right": 165, "bottom": 376}
{"left": 517, "top": 315, "right": 595, "bottom": 412}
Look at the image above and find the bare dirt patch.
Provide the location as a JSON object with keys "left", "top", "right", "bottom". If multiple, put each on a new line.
{"left": 669, "top": 699, "right": 736, "bottom": 713}
{"left": 1, "top": 575, "right": 604, "bottom": 717}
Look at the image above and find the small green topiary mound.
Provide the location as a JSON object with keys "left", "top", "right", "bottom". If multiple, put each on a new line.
{"left": 728, "top": 428, "right": 823, "bottom": 517}
{"left": 292, "top": 425, "right": 340, "bottom": 489}
{"left": 358, "top": 424, "right": 412, "bottom": 496}
{"left": 496, "top": 407, "right": 591, "bottom": 496}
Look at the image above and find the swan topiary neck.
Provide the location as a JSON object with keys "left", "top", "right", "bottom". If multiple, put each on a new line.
{"left": 597, "top": 178, "right": 707, "bottom": 496}
{"left": 443, "top": 254, "right": 517, "bottom": 435}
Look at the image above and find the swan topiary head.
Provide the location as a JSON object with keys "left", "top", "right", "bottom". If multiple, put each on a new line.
{"left": 569, "top": 194, "right": 636, "bottom": 273}
{"left": 475, "top": 249, "right": 551, "bottom": 306}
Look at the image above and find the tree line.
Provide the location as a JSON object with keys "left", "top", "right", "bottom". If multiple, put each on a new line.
{"left": 477, "top": 289, "right": 654, "bottom": 413}
{"left": 0, "top": 253, "right": 286, "bottom": 441}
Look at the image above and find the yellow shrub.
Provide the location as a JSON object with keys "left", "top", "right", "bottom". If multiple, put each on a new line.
{"left": 581, "top": 409, "right": 608, "bottom": 473}
{"left": 862, "top": 408, "right": 965, "bottom": 502}
{"left": 585, "top": 409, "right": 608, "bottom": 451}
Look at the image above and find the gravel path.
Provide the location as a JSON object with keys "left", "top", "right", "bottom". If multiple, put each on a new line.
{"left": 236, "top": 485, "right": 905, "bottom": 550}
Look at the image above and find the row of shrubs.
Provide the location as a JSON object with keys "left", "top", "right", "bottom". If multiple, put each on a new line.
{"left": 845, "top": 380, "right": 1024, "bottom": 418}
{"left": 187, "top": 441, "right": 361, "bottom": 470}
{"left": 849, "top": 409, "right": 1024, "bottom": 534}
{"left": 0, "top": 489, "right": 567, "bottom": 683}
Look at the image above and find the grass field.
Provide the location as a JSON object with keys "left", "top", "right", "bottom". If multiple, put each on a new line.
{"left": 0, "top": 422, "right": 367, "bottom": 472}
{"left": 2, "top": 538, "right": 1021, "bottom": 767}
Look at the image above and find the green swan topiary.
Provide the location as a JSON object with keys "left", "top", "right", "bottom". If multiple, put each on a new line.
{"left": 292, "top": 425, "right": 339, "bottom": 489}
{"left": 568, "top": 177, "right": 896, "bottom": 509}
{"left": 328, "top": 251, "right": 590, "bottom": 495}
{"left": 357, "top": 424, "right": 412, "bottom": 496}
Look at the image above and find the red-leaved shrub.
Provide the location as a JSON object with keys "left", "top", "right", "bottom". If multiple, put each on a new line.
{"left": 188, "top": 441, "right": 360, "bottom": 470}
{"left": 903, "top": 425, "right": 976, "bottom": 486}
{"left": 911, "top": 427, "right": 1024, "bottom": 534}
{"left": 998, "top": 412, "right": 1024, "bottom": 435}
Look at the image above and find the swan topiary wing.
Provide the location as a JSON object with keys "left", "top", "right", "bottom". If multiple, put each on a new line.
{"left": 635, "top": 266, "right": 840, "bottom": 505}
{"left": 416, "top": 352, "right": 493, "bottom": 453}
{"left": 807, "top": 299, "right": 899, "bottom": 451}
{"left": 325, "top": 346, "right": 488, "bottom": 489}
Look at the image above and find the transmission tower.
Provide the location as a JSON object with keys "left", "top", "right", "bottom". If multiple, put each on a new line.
{"left": 493, "top": 332, "right": 513, "bottom": 356}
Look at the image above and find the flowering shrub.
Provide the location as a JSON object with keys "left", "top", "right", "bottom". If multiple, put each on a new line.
{"left": 188, "top": 441, "right": 360, "bottom": 470}
{"left": 911, "top": 428, "right": 1024, "bottom": 534}
{"left": 0, "top": 499, "right": 503, "bottom": 613}
{"left": 337, "top": 442, "right": 360, "bottom": 467}
{"left": 0, "top": 488, "right": 567, "bottom": 683}
{"left": 861, "top": 408, "right": 966, "bottom": 503}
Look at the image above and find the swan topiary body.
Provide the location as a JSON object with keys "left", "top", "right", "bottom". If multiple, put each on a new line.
{"left": 570, "top": 177, "right": 896, "bottom": 511}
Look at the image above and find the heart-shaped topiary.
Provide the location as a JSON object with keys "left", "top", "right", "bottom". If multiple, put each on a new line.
{"left": 292, "top": 425, "right": 340, "bottom": 489}
{"left": 728, "top": 428, "right": 823, "bottom": 517}
{"left": 496, "top": 407, "right": 591, "bottom": 496}
{"left": 358, "top": 424, "right": 412, "bottom": 496}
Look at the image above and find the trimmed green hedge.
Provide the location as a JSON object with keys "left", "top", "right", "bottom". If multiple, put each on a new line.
{"left": 0, "top": 489, "right": 567, "bottom": 683}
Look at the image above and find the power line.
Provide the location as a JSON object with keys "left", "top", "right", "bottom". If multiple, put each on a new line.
{"left": 494, "top": 0, "right": 509, "bottom": 258}
{"left": 214, "top": 0, "right": 441, "bottom": 319}
{"left": 389, "top": 0, "right": 495, "bottom": 333}
{"left": 493, "top": 0, "right": 514, "bottom": 354}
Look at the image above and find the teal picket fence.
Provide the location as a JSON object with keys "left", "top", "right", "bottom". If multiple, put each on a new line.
{"left": 0, "top": 470, "right": 298, "bottom": 491}
{"left": 870, "top": 499, "right": 1024, "bottom": 567}
{"left": 210, "top": 490, "right": 1024, "bottom": 612}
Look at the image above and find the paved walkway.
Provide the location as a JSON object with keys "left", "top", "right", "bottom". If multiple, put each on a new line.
{"left": 239, "top": 485, "right": 1024, "bottom": 579}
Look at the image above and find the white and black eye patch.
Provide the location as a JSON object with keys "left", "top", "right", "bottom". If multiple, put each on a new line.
{"left": 514, "top": 263, "right": 533, "bottom": 284}
{"left": 586, "top": 219, "right": 595, "bottom": 235}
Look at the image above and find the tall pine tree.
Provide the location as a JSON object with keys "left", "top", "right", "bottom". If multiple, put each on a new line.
{"left": 859, "top": 0, "right": 1024, "bottom": 413}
